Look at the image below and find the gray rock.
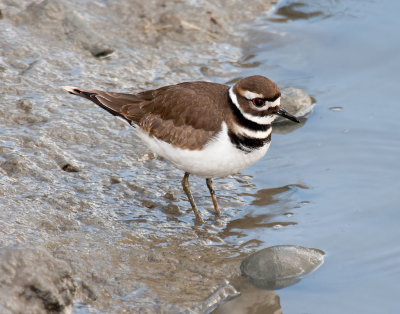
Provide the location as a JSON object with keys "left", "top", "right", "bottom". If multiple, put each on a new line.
{"left": 0, "top": 247, "right": 76, "bottom": 313}
{"left": 240, "top": 245, "right": 324, "bottom": 290}
{"left": 277, "top": 87, "right": 315, "bottom": 123}
{"left": 23, "top": 0, "right": 114, "bottom": 58}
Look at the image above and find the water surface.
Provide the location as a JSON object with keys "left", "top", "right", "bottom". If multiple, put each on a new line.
{"left": 234, "top": 0, "right": 400, "bottom": 312}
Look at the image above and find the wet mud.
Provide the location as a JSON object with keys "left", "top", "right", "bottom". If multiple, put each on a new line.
{"left": 0, "top": 0, "right": 320, "bottom": 312}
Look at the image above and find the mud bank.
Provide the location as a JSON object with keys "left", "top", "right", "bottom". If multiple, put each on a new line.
{"left": 0, "top": 0, "right": 315, "bottom": 312}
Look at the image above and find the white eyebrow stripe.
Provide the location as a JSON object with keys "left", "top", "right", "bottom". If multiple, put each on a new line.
{"left": 267, "top": 98, "right": 281, "bottom": 106}
{"left": 239, "top": 89, "right": 281, "bottom": 109}
{"left": 241, "top": 90, "right": 264, "bottom": 100}
{"left": 229, "top": 87, "right": 278, "bottom": 125}
{"left": 251, "top": 97, "right": 281, "bottom": 112}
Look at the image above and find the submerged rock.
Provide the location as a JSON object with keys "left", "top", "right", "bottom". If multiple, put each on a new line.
{"left": 0, "top": 247, "right": 76, "bottom": 313}
{"left": 240, "top": 245, "right": 324, "bottom": 290}
{"left": 278, "top": 87, "right": 315, "bottom": 122}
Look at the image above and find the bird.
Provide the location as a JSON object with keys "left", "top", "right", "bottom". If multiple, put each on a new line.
{"left": 63, "top": 75, "right": 299, "bottom": 222}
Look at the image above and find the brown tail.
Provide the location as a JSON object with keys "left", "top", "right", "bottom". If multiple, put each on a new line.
{"left": 62, "top": 86, "right": 125, "bottom": 118}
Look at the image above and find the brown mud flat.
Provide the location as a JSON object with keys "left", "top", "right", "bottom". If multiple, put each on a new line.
{"left": 0, "top": 0, "right": 314, "bottom": 312}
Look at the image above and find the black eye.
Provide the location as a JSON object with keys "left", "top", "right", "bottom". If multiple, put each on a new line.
{"left": 252, "top": 98, "right": 264, "bottom": 107}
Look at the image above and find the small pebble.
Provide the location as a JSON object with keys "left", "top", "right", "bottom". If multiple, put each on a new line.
{"left": 110, "top": 176, "right": 122, "bottom": 184}
{"left": 164, "top": 191, "right": 177, "bottom": 201}
{"left": 141, "top": 200, "right": 158, "bottom": 209}
{"left": 61, "top": 163, "right": 79, "bottom": 172}
{"left": 17, "top": 99, "right": 33, "bottom": 113}
{"left": 162, "top": 204, "right": 182, "bottom": 216}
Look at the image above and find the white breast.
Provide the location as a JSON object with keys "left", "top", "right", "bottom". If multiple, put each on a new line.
{"left": 135, "top": 122, "right": 270, "bottom": 178}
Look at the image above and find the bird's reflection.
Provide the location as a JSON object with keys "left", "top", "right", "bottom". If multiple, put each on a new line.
{"left": 218, "top": 184, "right": 308, "bottom": 240}
{"left": 244, "top": 184, "right": 308, "bottom": 206}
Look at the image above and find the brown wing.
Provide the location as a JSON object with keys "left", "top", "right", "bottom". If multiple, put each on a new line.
{"left": 63, "top": 82, "right": 229, "bottom": 150}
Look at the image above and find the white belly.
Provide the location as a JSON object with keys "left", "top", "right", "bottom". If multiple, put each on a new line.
{"left": 135, "top": 122, "right": 270, "bottom": 178}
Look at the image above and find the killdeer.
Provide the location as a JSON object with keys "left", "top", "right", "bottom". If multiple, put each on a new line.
{"left": 63, "top": 75, "right": 299, "bottom": 221}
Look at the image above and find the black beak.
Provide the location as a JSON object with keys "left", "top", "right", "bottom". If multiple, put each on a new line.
{"left": 275, "top": 108, "right": 300, "bottom": 123}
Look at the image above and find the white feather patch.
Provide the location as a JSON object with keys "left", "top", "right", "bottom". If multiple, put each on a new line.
{"left": 135, "top": 122, "right": 270, "bottom": 178}
{"left": 229, "top": 87, "right": 277, "bottom": 125}
{"left": 233, "top": 124, "right": 272, "bottom": 139}
{"left": 241, "top": 90, "right": 264, "bottom": 100}
{"left": 62, "top": 86, "right": 79, "bottom": 93}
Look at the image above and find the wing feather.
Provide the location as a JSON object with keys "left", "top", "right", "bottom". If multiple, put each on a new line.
{"left": 63, "top": 82, "right": 229, "bottom": 149}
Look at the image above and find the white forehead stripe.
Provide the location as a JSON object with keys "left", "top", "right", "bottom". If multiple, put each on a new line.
{"left": 268, "top": 97, "right": 280, "bottom": 106}
{"left": 229, "top": 87, "right": 278, "bottom": 125}
{"left": 241, "top": 90, "right": 264, "bottom": 100}
{"left": 239, "top": 89, "right": 280, "bottom": 107}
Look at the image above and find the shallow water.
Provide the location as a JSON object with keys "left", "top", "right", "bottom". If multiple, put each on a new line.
{"left": 1, "top": 0, "right": 399, "bottom": 312}
{"left": 235, "top": 0, "right": 400, "bottom": 312}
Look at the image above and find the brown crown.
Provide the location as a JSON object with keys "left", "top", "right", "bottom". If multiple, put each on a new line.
{"left": 234, "top": 75, "right": 280, "bottom": 100}
{"left": 232, "top": 75, "right": 281, "bottom": 117}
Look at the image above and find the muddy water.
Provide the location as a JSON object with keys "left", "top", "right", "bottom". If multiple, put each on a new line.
{"left": 234, "top": 0, "right": 400, "bottom": 313}
{"left": 1, "top": 0, "right": 399, "bottom": 313}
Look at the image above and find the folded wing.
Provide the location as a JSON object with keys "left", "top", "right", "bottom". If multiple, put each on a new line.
{"left": 62, "top": 83, "right": 227, "bottom": 150}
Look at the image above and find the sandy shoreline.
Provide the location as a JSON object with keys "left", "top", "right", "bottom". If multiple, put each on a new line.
{"left": 0, "top": 0, "right": 291, "bottom": 312}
